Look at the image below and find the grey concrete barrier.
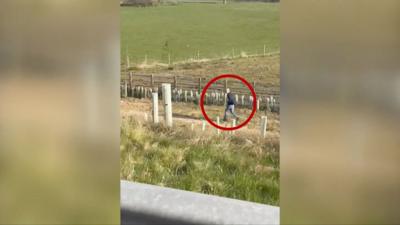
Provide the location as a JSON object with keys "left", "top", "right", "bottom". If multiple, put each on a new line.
{"left": 121, "top": 180, "right": 280, "bottom": 225}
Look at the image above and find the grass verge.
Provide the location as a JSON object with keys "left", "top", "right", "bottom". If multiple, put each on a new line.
{"left": 120, "top": 117, "right": 280, "bottom": 205}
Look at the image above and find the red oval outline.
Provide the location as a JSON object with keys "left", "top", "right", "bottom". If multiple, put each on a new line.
{"left": 200, "top": 74, "right": 257, "bottom": 131}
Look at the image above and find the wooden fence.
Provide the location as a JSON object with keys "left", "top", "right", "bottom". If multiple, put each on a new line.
{"left": 121, "top": 72, "right": 280, "bottom": 112}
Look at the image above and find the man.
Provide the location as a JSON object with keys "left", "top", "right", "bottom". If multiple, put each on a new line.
{"left": 223, "top": 89, "right": 239, "bottom": 122}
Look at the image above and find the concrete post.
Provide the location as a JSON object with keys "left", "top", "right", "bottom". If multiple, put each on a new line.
{"left": 261, "top": 116, "right": 268, "bottom": 138}
{"left": 202, "top": 120, "right": 206, "bottom": 131}
{"left": 162, "top": 83, "right": 173, "bottom": 127}
{"left": 257, "top": 99, "right": 260, "bottom": 111}
{"left": 184, "top": 90, "right": 188, "bottom": 102}
{"left": 152, "top": 92, "right": 159, "bottom": 123}
{"left": 241, "top": 95, "right": 245, "bottom": 106}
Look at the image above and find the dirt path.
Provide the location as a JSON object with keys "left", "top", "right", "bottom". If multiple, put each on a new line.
{"left": 121, "top": 99, "right": 280, "bottom": 140}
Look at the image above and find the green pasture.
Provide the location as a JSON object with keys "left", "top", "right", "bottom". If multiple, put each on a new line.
{"left": 121, "top": 3, "right": 279, "bottom": 64}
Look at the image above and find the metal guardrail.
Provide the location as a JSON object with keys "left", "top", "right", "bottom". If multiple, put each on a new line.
{"left": 121, "top": 180, "right": 280, "bottom": 225}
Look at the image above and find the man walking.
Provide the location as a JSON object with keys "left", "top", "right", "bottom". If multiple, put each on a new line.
{"left": 223, "top": 89, "right": 239, "bottom": 122}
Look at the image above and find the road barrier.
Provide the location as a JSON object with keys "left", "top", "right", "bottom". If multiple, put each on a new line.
{"left": 121, "top": 180, "right": 279, "bottom": 225}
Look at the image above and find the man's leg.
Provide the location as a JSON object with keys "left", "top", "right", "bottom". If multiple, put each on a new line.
{"left": 223, "top": 106, "right": 229, "bottom": 121}
{"left": 229, "top": 105, "right": 239, "bottom": 119}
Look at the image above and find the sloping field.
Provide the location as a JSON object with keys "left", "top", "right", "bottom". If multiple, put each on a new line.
{"left": 121, "top": 3, "right": 279, "bottom": 63}
{"left": 128, "top": 54, "right": 280, "bottom": 86}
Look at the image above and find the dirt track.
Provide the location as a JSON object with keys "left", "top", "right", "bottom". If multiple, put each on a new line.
{"left": 121, "top": 98, "right": 280, "bottom": 141}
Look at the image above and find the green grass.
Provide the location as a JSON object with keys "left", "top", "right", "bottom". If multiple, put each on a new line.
{"left": 121, "top": 3, "right": 279, "bottom": 64}
{"left": 120, "top": 118, "right": 280, "bottom": 206}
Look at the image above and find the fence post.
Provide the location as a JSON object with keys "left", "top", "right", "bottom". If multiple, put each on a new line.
{"left": 232, "top": 119, "right": 236, "bottom": 134}
{"left": 151, "top": 74, "right": 154, "bottom": 87}
{"left": 124, "top": 81, "right": 128, "bottom": 98}
{"left": 198, "top": 77, "right": 202, "bottom": 92}
{"left": 162, "top": 83, "right": 173, "bottom": 127}
{"left": 191, "top": 123, "right": 194, "bottom": 131}
{"left": 152, "top": 92, "right": 159, "bottom": 123}
{"left": 224, "top": 92, "right": 227, "bottom": 106}
{"left": 261, "top": 116, "right": 268, "bottom": 138}
{"left": 263, "top": 44, "right": 266, "bottom": 56}
{"left": 257, "top": 99, "right": 260, "bottom": 111}
{"left": 126, "top": 55, "right": 131, "bottom": 68}
{"left": 241, "top": 95, "right": 245, "bottom": 106}
{"left": 129, "top": 72, "right": 133, "bottom": 97}
{"left": 224, "top": 79, "right": 228, "bottom": 92}
{"left": 202, "top": 120, "right": 206, "bottom": 131}
{"left": 174, "top": 76, "right": 178, "bottom": 89}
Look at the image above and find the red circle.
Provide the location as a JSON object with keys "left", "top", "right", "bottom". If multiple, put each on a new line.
{"left": 200, "top": 74, "right": 257, "bottom": 131}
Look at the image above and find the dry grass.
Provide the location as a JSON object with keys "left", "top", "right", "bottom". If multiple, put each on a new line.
{"left": 124, "top": 55, "right": 280, "bottom": 87}
{"left": 120, "top": 116, "right": 280, "bottom": 205}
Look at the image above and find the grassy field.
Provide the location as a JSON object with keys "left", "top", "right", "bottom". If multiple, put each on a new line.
{"left": 121, "top": 3, "right": 279, "bottom": 64}
{"left": 120, "top": 2, "right": 280, "bottom": 206}
{"left": 120, "top": 116, "right": 280, "bottom": 205}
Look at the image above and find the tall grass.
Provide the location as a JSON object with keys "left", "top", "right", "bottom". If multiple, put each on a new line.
{"left": 120, "top": 117, "right": 279, "bottom": 205}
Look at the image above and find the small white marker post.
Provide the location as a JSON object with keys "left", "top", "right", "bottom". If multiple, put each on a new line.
{"left": 261, "top": 116, "right": 268, "bottom": 138}
{"left": 162, "top": 83, "right": 173, "bottom": 127}
{"left": 241, "top": 95, "right": 245, "bottom": 106}
{"left": 152, "top": 92, "right": 159, "bottom": 123}
{"left": 202, "top": 120, "right": 206, "bottom": 131}
{"left": 216, "top": 116, "right": 221, "bottom": 135}
{"left": 257, "top": 99, "right": 260, "bottom": 111}
{"left": 191, "top": 123, "right": 194, "bottom": 131}
{"left": 232, "top": 119, "right": 236, "bottom": 135}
